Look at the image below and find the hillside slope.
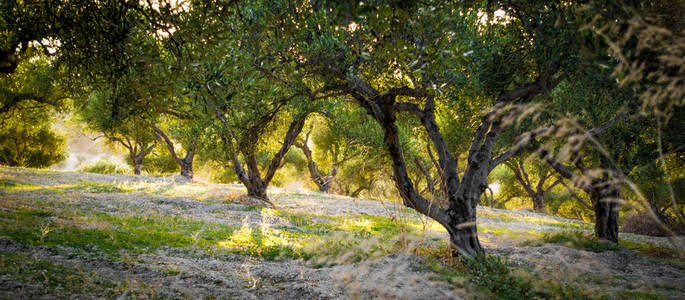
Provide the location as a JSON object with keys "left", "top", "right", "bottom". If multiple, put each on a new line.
{"left": 0, "top": 166, "right": 683, "bottom": 299}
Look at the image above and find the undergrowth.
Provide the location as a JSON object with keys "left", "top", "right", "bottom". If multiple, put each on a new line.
{"left": 420, "top": 246, "right": 591, "bottom": 300}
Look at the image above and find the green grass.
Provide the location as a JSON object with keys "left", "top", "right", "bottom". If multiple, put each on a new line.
{"left": 0, "top": 178, "right": 41, "bottom": 191}
{"left": 0, "top": 179, "right": 136, "bottom": 194}
{"left": 521, "top": 231, "right": 684, "bottom": 264}
{"left": 2, "top": 167, "right": 681, "bottom": 299}
{"left": 0, "top": 206, "right": 235, "bottom": 259}
{"left": 478, "top": 224, "right": 545, "bottom": 239}
{"left": 619, "top": 239, "right": 683, "bottom": 260}
{"left": 0, "top": 251, "right": 118, "bottom": 296}
{"left": 0, "top": 203, "right": 412, "bottom": 263}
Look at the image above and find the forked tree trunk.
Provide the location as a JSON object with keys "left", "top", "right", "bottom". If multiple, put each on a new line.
{"left": 177, "top": 148, "right": 195, "bottom": 179}
{"left": 371, "top": 95, "right": 484, "bottom": 257}
{"left": 130, "top": 152, "right": 145, "bottom": 175}
{"left": 345, "top": 58, "right": 560, "bottom": 256}
{"left": 245, "top": 177, "right": 269, "bottom": 200}
{"left": 296, "top": 142, "right": 337, "bottom": 193}
{"left": 238, "top": 153, "right": 272, "bottom": 204}
{"left": 228, "top": 116, "right": 306, "bottom": 208}
{"left": 544, "top": 153, "right": 621, "bottom": 242}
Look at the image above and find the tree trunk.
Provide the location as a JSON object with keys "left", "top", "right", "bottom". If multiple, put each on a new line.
{"left": 372, "top": 96, "right": 483, "bottom": 257}
{"left": 294, "top": 131, "right": 337, "bottom": 193}
{"left": 245, "top": 177, "right": 269, "bottom": 200}
{"left": 532, "top": 194, "right": 547, "bottom": 213}
{"left": 591, "top": 184, "right": 620, "bottom": 242}
{"left": 445, "top": 219, "right": 483, "bottom": 257}
{"left": 179, "top": 159, "right": 193, "bottom": 179}
{"left": 178, "top": 150, "right": 195, "bottom": 179}
{"left": 133, "top": 161, "right": 142, "bottom": 175}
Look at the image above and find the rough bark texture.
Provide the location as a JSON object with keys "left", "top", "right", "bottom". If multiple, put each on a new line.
{"left": 352, "top": 91, "right": 484, "bottom": 257}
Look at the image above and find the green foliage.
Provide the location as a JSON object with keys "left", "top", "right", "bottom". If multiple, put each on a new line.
{"left": 0, "top": 108, "right": 66, "bottom": 168}
{"left": 78, "top": 161, "right": 129, "bottom": 175}
{"left": 141, "top": 150, "right": 179, "bottom": 175}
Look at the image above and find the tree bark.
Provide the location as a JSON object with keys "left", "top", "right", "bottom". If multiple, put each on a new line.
{"left": 590, "top": 178, "right": 620, "bottom": 242}
{"left": 133, "top": 160, "right": 143, "bottom": 175}
{"left": 532, "top": 194, "right": 547, "bottom": 213}
{"left": 228, "top": 116, "right": 307, "bottom": 207}
{"left": 179, "top": 152, "right": 194, "bottom": 179}
{"left": 542, "top": 152, "right": 621, "bottom": 242}
{"left": 355, "top": 91, "right": 484, "bottom": 257}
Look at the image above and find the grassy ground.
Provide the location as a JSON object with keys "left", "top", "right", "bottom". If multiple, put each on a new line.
{"left": 0, "top": 166, "right": 683, "bottom": 299}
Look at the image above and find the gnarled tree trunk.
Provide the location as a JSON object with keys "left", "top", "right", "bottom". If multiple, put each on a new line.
{"left": 357, "top": 92, "right": 484, "bottom": 257}
{"left": 543, "top": 152, "right": 622, "bottom": 243}
{"left": 344, "top": 57, "right": 561, "bottom": 257}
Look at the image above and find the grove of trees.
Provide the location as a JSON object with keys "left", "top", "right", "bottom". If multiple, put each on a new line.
{"left": 1, "top": 0, "right": 683, "bottom": 256}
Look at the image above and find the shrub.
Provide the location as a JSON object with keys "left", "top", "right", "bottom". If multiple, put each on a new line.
{"left": 141, "top": 151, "right": 179, "bottom": 175}
{"left": 78, "top": 161, "right": 129, "bottom": 174}
{"left": 0, "top": 112, "right": 66, "bottom": 168}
